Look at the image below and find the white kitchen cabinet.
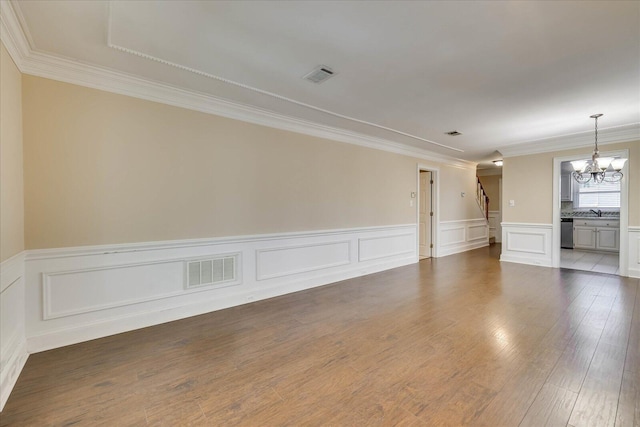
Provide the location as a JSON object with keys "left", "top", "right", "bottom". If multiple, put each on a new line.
{"left": 574, "top": 226, "right": 596, "bottom": 249}
{"left": 561, "top": 174, "right": 573, "bottom": 202}
{"left": 572, "top": 219, "right": 620, "bottom": 252}
{"left": 596, "top": 227, "right": 620, "bottom": 251}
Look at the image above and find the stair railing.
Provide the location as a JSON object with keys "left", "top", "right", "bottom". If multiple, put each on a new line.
{"left": 476, "top": 177, "right": 490, "bottom": 220}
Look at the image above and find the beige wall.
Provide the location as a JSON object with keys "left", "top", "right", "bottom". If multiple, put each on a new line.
{"left": 22, "top": 75, "right": 482, "bottom": 249}
{"left": 478, "top": 174, "right": 501, "bottom": 213}
{"left": 440, "top": 165, "right": 487, "bottom": 221}
{"left": 502, "top": 141, "right": 640, "bottom": 225}
{"left": 0, "top": 44, "right": 24, "bottom": 262}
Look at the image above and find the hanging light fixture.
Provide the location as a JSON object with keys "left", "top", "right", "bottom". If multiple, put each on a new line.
{"left": 571, "top": 114, "right": 627, "bottom": 184}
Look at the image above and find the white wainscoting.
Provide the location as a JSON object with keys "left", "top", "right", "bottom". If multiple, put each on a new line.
{"left": 439, "top": 219, "right": 489, "bottom": 257}
{"left": 629, "top": 227, "right": 640, "bottom": 279}
{"left": 0, "top": 251, "right": 28, "bottom": 412}
{"left": 500, "top": 223, "right": 553, "bottom": 267}
{"left": 257, "top": 241, "right": 350, "bottom": 280}
{"left": 488, "top": 211, "right": 502, "bottom": 243}
{"left": 24, "top": 225, "right": 416, "bottom": 354}
{"left": 358, "top": 233, "right": 415, "bottom": 262}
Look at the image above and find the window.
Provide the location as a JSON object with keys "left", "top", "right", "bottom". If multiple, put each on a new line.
{"left": 575, "top": 179, "right": 620, "bottom": 208}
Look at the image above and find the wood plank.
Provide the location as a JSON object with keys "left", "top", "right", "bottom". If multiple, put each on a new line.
{"left": 616, "top": 285, "right": 640, "bottom": 427}
{"left": 519, "top": 383, "right": 578, "bottom": 427}
{"left": 568, "top": 341, "right": 627, "bottom": 427}
{"left": 622, "top": 286, "right": 640, "bottom": 375}
{"left": 545, "top": 326, "right": 601, "bottom": 393}
{"left": 616, "top": 369, "right": 640, "bottom": 427}
{"left": 468, "top": 346, "right": 563, "bottom": 426}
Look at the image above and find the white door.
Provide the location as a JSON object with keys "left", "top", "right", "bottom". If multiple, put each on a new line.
{"left": 419, "top": 171, "right": 432, "bottom": 258}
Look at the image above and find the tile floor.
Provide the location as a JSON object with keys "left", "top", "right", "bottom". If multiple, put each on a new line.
{"left": 560, "top": 248, "right": 620, "bottom": 275}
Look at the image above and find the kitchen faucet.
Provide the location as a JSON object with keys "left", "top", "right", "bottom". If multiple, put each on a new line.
{"left": 589, "top": 209, "right": 602, "bottom": 217}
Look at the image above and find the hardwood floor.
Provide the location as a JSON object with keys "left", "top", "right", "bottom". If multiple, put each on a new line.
{"left": 2, "top": 244, "right": 639, "bottom": 426}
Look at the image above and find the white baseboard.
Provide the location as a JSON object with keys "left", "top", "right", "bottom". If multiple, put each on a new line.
{"left": 439, "top": 219, "right": 489, "bottom": 257}
{"left": 0, "top": 252, "right": 27, "bottom": 412}
{"left": 24, "top": 225, "right": 417, "bottom": 353}
{"left": 0, "top": 333, "right": 27, "bottom": 412}
{"left": 500, "top": 223, "right": 553, "bottom": 268}
{"left": 499, "top": 253, "right": 553, "bottom": 268}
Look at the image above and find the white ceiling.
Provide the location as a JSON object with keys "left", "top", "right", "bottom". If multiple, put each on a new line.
{"left": 11, "top": 0, "right": 640, "bottom": 164}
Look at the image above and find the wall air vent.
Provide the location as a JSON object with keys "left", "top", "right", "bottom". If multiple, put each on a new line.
{"left": 184, "top": 253, "right": 241, "bottom": 289}
{"left": 303, "top": 66, "right": 335, "bottom": 84}
{"left": 445, "top": 131, "right": 462, "bottom": 136}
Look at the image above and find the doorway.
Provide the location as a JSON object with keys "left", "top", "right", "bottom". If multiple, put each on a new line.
{"left": 419, "top": 170, "right": 433, "bottom": 259}
{"left": 552, "top": 149, "right": 629, "bottom": 276}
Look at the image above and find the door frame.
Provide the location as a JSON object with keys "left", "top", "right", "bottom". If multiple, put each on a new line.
{"left": 416, "top": 165, "right": 440, "bottom": 259}
{"left": 497, "top": 177, "right": 502, "bottom": 243}
{"left": 551, "top": 148, "right": 629, "bottom": 275}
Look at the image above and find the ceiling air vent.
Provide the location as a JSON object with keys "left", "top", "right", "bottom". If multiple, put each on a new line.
{"left": 445, "top": 131, "right": 462, "bottom": 136}
{"left": 303, "top": 66, "right": 335, "bottom": 84}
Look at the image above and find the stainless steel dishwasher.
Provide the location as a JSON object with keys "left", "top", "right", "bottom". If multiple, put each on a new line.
{"left": 561, "top": 218, "right": 573, "bottom": 249}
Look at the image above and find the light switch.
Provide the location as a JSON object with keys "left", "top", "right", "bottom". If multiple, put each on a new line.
{"left": 509, "top": 200, "right": 515, "bottom": 207}
{"left": 411, "top": 192, "right": 416, "bottom": 198}
{"left": 409, "top": 200, "right": 414, "bottom": 207}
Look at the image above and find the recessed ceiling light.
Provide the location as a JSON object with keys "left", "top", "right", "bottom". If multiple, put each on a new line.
{"left": 493, "top": 160, "right": 503, "bottom": 167}
{"left": 445, "top": 131, "right": 462, "bottom": 136}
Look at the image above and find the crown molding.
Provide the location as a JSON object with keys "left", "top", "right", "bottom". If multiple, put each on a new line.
{"left": 105, "top": 1, "right": 462, "bottom": 154}
{"left": 106, "top": 46, "right": 464, "bottom": 155}
{"left": 476, "top": 168, "right": 502, "bottom": 177}
{"left": 0, "top": 0, "right": 29, "bottom": 67}
{"left": 498, "top": 122, "right": 640, "bottom": 158}
{"left": 0, "top": 1, "right": 475, "bottom": 169}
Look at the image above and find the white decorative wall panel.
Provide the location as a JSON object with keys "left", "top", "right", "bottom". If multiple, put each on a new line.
{"left": 257, "top": 241, "right": 350, "bottom": 280}
{"left": 439, "top": 219, "right": 489, "bottom": 257}
{"left": 629, "top": 227, "right": 640, "bottom": 278}
{"left": 500, "top": 223, "right": 553, "bottom": 267}
{"left": 488, "top": 211, "right": 501, "bottom": 242}
{"left": 506, "top": 232, "right": 546, "bottom": 254}
{"left": 0, "top": 252, "right": 28, "bottom": 412}
{"left": 441, "top": 226, "right": 466, "bottom": 246}
{"left": 24, "top": 225, "right": 416, "bottom": 353}
{"left": 358, "top": 234, "right": 415, "bottom": 262}
{"left": 43, "top": 261, "right": 184, "bottom": 320}
{"left": 468, "top": 224, "right": 488, "bottom": 241}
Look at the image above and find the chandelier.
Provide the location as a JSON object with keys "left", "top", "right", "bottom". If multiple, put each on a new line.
{"left": 571, "top": 114, "right": 627, "bottom": 184}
